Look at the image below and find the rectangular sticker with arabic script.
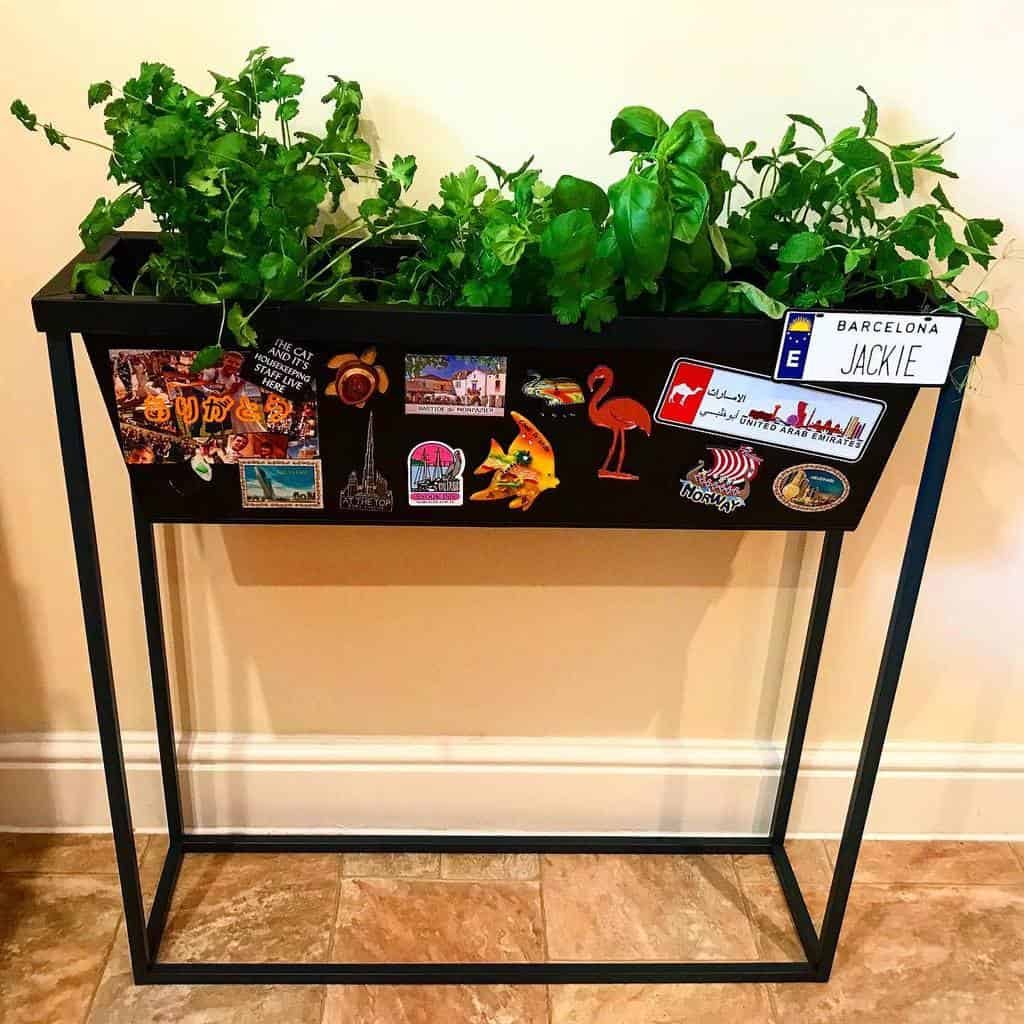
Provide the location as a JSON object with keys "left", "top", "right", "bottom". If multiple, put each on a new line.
{"left": 654, "top": 358, "right": 885, "bottom": 463}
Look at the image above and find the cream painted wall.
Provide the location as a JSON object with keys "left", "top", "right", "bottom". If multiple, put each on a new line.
{"left": 0, "top": 2, "right": 1021, "bottom": 758}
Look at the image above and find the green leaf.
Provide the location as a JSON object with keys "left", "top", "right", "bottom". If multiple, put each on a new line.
{"left": 275, "top": 98, "right": 300, "bottom": 122}
{"left": 439, "top": 165, "right": 486, "bottom": 216}
{"left": 191, "top": 345, "right": 225, "bottom": 372}
{"left": 610, "top": 106, "right": 667, "bottom": 154}
{"left": 931, "top": 183, "right": 954, "bottom": 210}
{"left": 551, "top": 175, "right": 609, "bottom": 226}
{"left": 856, "top": 85, "right": 878, "bottom": 136}
{"left": 607, "top": 172, "right": 671, "bottom": 298}
{"left": 70, "top": 258, "right": 114, "bottom": 296}
{"left": 728, "top": 282, "right": 787, "bottom": 318}
{"left": 273, "top": 168, "right": 325, "bottom": 226}
{"left": 78, "top": 192, "right": 143, "bottom": 250}
{"left": 832, "top": 137, "right": 885, "bottom": 170}
{"left": 787, "top": 113, "right": 826, "bottom": 143}
{"left": 778, "top": 232, "right": 825, "bottom": 264}
{"left": 185, "top": 165, "right": 221, "bottom": 196}
{"left": 656, "top": 110, "right": 725, "bottom": 177}
{"left": 461, "top": 277, "right": 512, "bottom": 307}
{"left": 583, "top": 293, "right": 617, "bottom": 331}
{"left": 87, "top": 81, "right": 113, "bottom": 108}
{"left": 933, "top": 220, "right": 956, "bottom": 260}
{"left": 708, "top": 223, "right": 731, "bottom": 273}
{"left": 541, "top": 210, "right": 599, "bottom": 273}
{"left": 226, "top": 304, "right": 257, "bottom": 347}
{"left": 391, "top": 154, "right": 417, "bottom": 189}
{"left": 482, "top": 221, "right": 531, "bottom": 266}
{"left": 42, "top": 124, "right": 69, "bottom": 149}
{"left": 257, "top": 252, "right": 300, "bottom": 296}
{"left": 662, "top": 162, "right": 709, "bottom": 243}
{"left": 10, "top": 99, "right": 37, "bottom": 131}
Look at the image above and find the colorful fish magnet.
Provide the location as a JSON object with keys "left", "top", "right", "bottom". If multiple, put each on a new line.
{"left": 470, "top": 412, "right": 559, "bottom": 511}
{"left": 408, "top": 442, "right": 465, "bottom": 507}
{"left": 325, "top": 347, "right": 389, "bottom": 407}
{"left": 586, "top": 365, "right": 652, "bottom": 481}
{"left": 773, "top": 464, "right": 850, "bottom": 512}
{"left": 679, "top": 445, "right": 763, "bottom": 514}
{"left": 521, "top": 372, "right": 584, "bottom": 416}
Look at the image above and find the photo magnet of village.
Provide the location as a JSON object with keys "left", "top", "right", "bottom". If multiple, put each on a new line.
{"left": 404, "top": 354, "right": 507, "bottom": 416}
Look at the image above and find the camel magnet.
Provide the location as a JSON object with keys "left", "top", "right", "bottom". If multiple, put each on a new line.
{"left": 586, "top": 365, "right": 652, "bottom": 481}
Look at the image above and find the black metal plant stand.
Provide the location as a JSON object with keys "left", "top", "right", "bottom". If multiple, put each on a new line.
{"left": 36, "top": 243, "right": 974, "bottom": 985}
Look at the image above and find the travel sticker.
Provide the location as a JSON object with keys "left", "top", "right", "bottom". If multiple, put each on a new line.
{"left": 408, "top": 442, "right": 465, "bottom": 507}
{"left": 470, "top": 412, "right": 559, "bottom": 511}
{"left": 249, "top": 339, "right": 317, "bottom": 401}
{"left": 405, "top": 354, "right": 507, "bottom": 416}
{"left": 773, "top": 464, "right": 850, "bottom": 512}
{"left": 680, "top": 445, "right": 763, "bottom": 514}
{"left": 239, "top": 460, "right": 323, "bottom": 510}
{"left": 110, "top": 349, "right": 318, "bottom": 465}
{"left": 521, "top": 371, "right": 585, "bottom": 416}
{"left": 587, "top": 365, "right": 652, "bottom": 481}
{"left": 654, "top": 358, "right": 885, "bottom": 463}
{"left": 325, "top": 347, "right": 389, "bottom": 407}
{"left": 339, "top": 412, "right": 394, "bottom": 512}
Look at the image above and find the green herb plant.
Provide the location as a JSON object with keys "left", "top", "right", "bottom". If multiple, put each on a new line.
{"left": 12, "top": 54, "right": 1002, "bottom": 352}
{"left": 11, "top": 48, "right": 418, "bottom": 366}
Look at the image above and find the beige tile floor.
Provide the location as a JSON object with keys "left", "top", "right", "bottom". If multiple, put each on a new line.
{"left": 0, "top": 835, "right": 1022, "bottom": 1023}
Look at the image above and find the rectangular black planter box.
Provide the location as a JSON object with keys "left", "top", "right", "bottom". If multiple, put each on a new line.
{"left": 35, "top": 233, "right": 987, "bottom": 532}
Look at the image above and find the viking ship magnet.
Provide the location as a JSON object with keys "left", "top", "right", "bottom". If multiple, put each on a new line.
{"left": 679, "top": 445, "right": 763, "bottom": 514}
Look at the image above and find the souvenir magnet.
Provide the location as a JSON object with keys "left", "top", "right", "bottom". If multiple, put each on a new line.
{"left": 408, "top": 442, "right": 465, "bottom": 507}
{"left": 325, "top": 347, "right": 389, "bottom": 407}
{"left": 470, "top": 412, "right": 559, "bottom": 511}
{"left": 773, "top": 464, "right": 850, "bottom": 512}
{"left": 339, "top": 412, "right": 394, "bottom": 512}
{"left": 587, "top": 365, "right": 652, "bottom": 480}
{"left": 679, "top": 445, "right": 763, "bottom": 514}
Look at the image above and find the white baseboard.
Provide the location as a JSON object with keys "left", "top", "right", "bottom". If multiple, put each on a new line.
{"left": 2, "top": 733, "right": 1022, "bottom": 838}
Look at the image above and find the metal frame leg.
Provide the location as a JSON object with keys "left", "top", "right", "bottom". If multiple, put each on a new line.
{"left": 816, "top": 370, "right": 968, "bottom": 978}
{"left": 46, "top": 332, "right": 151, "bottom": 981}
{"left": 767, "top": 529, "right": 844, "bottom": 965}
{"left": 131, "top": 504, "right": 186, "bottom": 958}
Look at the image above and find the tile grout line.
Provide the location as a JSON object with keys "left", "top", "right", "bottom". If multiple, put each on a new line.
{"left": 319, "top": 853, "right": 345, "bottom": 1024}
{"left": 1007, "top": 842, "right": 1024, "bottom": 874}
{"left": 537, "top": 854, "right": 554, "bottom": 1024}
{"left": 80, "top": 909, "right": 124, "bottom": 1024}
{"left": 729, "top": 853, "right": 767, "bottom": 962}
{"left": 80, "top": 835, "right": 151, "bottom": 1023}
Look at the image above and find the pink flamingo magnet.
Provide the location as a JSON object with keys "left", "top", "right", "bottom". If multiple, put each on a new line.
{"left": 587, "top": 365, "right": 652, "bottom": 481}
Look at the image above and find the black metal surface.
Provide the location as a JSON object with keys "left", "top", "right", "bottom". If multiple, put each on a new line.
{"left": 86, "top": 335, "right": 916, "bottom": 532}
{"left": 32, "top": 235, "right": 989, "bottom": 364}
{"left": 178, "top": 833, "right": 775, "bottom": 855}
{"left": 770, "top": 844, "right": 821, "bottom": 965}
{"left": 770, "top": 531, "right": 844, "bottom": 841}
{"left": 46, "top": 331, "right": 151, "bottom": 982}
{"left": 146, "top": 839, "right": 184, "bottom": 959}
{"left": 36, "top": 239, "right": 981, "bottom": 988}
{"left": 132, "top": 503, "right": 184, "bottom": 842}
{"left": 816, "top": 369, "right": 970, "bottom": 979}
{"left": 141, "top": 959, "right": 818, "bottom": 986}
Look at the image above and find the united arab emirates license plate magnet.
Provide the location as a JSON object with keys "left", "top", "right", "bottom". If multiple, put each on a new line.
{"left": 655, "top": 359, "right": 885, "bottom": 463}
